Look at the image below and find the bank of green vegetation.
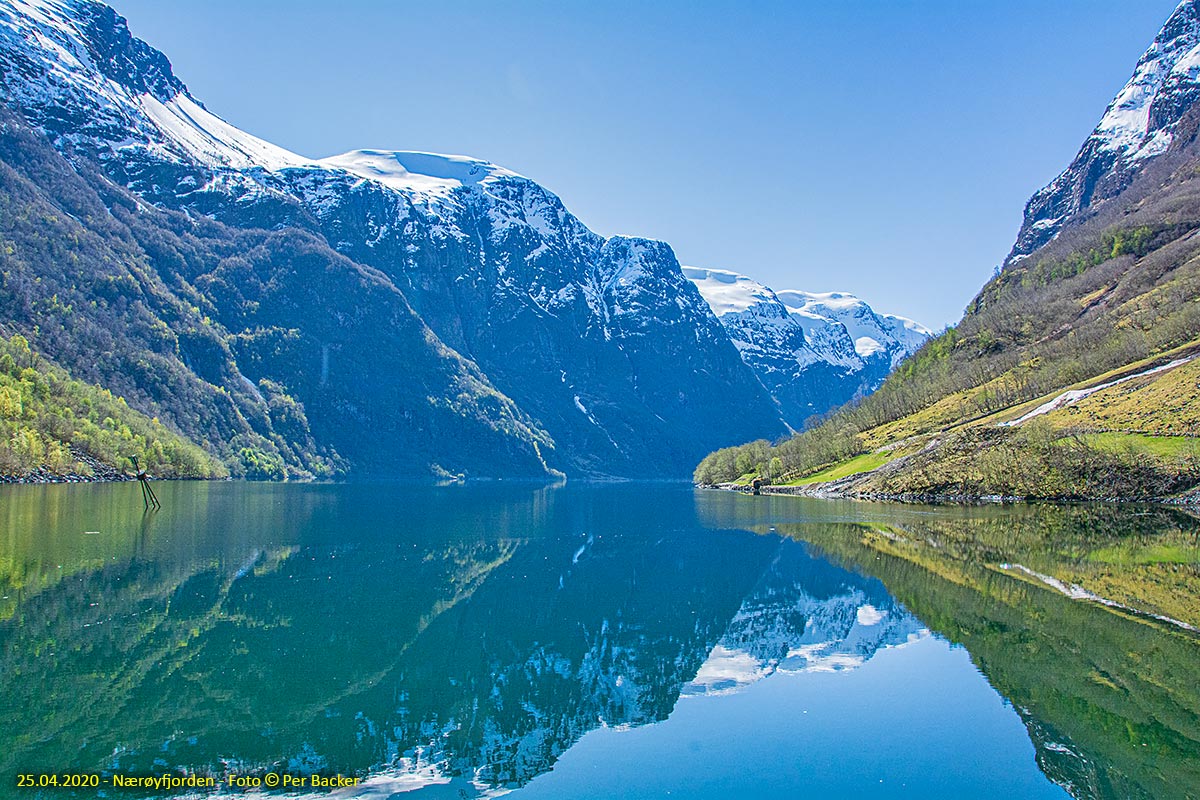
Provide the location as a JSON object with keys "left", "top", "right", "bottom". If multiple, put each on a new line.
{"left": 0, "top": 333, "right": 225, "bottom": 479}
{"left": 697, "top": 187, "right": 1200, "bottom": 500}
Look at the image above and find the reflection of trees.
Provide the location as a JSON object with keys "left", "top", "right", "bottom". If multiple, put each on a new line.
{"left": 0, "top": 537, "right": 521, "bottom": 777}
{"left": 12, "top": 485, "right": 1195, "bottom": 800}
{"left": 755, "top": 506, "right": 1200, "bottom": 800}
{"left": 0, "top": 483, "right": 781, "bottom": 792}
{"left": 1, "top": 482, "right": 944, "bottom": 797}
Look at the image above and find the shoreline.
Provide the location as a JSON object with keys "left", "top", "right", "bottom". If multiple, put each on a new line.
{"left": 697, "top": 482, "right": 1200, "bottom": 507}
{"left": 6, "top": 470, "right": 1196, "bottom": 506}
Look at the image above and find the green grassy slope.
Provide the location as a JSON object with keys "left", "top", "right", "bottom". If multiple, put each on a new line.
{"left": 0, "top": 333, "right": 225, "bottom": 479}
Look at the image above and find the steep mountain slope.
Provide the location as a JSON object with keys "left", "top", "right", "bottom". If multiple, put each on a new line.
{"left": 1010, "top": 0, "right": 1200, "bottom": 261}
{"left": 0, "top": 100, "right": 556, "bottom": 479}
{"left": 685, "top": 266, "right": 929, "bottom": 428}
{"left": 697, "top": 0, "right": 1200, "bottom": 499}
{"left": 0, "top": 0, "right": 790, "bottom": 477}
{"left": 0, "top": 332, "right": 225, "bottom": 479}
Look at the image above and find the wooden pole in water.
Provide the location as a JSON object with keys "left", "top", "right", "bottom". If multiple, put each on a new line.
{"left": 130, "top": 455, "right": 160, "bottom": 510}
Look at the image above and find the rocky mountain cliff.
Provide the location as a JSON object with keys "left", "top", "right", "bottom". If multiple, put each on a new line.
{"left": 0, "top": 0, "right": 926, "bottom": 478}
{"left": 1010, "top": 0, "right": 1200, "bottom": 262}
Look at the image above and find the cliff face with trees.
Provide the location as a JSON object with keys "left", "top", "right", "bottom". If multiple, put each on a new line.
{"left": 0, "top": 105, "right": 559, "bottom": 480}
{"left": 0, "top": 0, "right": 801, "bottom": 480}
{"left": 0, "top": 333, "right": 224, "bottom": 479}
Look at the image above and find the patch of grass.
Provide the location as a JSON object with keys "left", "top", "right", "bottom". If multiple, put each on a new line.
{"left": 784, "top": 451, "right": 893, "bottom": 485}
{"left": 0, "top": 334, "right": 226, "bottom": 479}
{"left": 1043, "top": 359, "right": 1200, "bottom": 435}
{"left": 1087, "top": 543, "right": 1200, "bottom": 565}
{"left": 1077, "top": 432, "right": 1199, "bottom": 460}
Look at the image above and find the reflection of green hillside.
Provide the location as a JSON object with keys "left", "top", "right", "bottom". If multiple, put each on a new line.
{"left": 752, "top": 506, "right": 1200, "bottom": 800}
{"left": 0, "top": 482, "right": 570, "bottom": 787}
{"left": 0, "top": 482, "right": 329, "bottom": 619}
{"left": 0, "top": 482, "right": 788, "bottom": 795}
{"left": 0, "top": 536, "right": 519, "bottom": 779}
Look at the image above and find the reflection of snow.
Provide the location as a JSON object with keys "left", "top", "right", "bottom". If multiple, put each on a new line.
{"left": 856, "top": 604, "right": 885, "bottom": 626}
{"left": 786, "top": 643, "right": 866, "bottom": 673}
{"left": 685, "top": 645, "right": 774, "bottom": 696}
{"left": 999, "top": 563, "right": 1200, "bottom": 633}
{"left": 782, "top": 630, "right": 926, "bottom": 674}
{"left": 683, "top": 546, "right": 930, "bottom": 700}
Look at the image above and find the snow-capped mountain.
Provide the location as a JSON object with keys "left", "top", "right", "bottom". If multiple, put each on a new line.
{"left": 685, "top": 267, "right": 930, "bottom": 427}
{"left": 0, "top": 0, "right": 803, "bottom": 476}
{"left": 1009, "top": 0, "right": 1200, "bottom": 262}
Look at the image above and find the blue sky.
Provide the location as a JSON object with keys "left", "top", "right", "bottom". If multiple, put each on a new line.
{"left": 110, "top": 0, "right": 1180, "bottom": 328}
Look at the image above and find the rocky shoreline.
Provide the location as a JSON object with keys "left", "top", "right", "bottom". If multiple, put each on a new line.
{"left": 0, "top": 471, "right": 133, "bottom": 485}
{"left": 0, "top": 448, "right": 132, "bottom": 485}
{"left": 699, "top": 482, "right": 1200, "bottom": 507}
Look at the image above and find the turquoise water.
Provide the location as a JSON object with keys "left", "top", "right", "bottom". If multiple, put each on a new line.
{"left": 1, "top": 482, "right": 1198, "bottom": 799}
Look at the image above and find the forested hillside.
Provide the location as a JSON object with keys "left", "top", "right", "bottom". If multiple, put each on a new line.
{"left": 0, "top": 102, "right": 558, "bottom": 480}
{"left": 0, "top": 333, "right": 225, "bottom": 479}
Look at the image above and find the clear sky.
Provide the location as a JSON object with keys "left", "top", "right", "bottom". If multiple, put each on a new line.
{"left": 109, "top": 0, "right": 1180, "bottom": 329}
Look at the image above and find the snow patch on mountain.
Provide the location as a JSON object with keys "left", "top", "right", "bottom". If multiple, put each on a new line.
{"left": 680, "top": 266, "right": 776, "bottom": 316}
{"left": 319, "top": 149, "right": 521, "bottom": 196}
{"left": 139, "top": 92, "right": 315, "bottom": 171}
{"left": 1091, "top": 1, "right": 1200, "bottom": 162}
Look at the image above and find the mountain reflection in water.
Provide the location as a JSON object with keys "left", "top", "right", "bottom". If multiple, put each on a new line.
{"left": 1, "top": 482, "right": 1197, "bottom": 799}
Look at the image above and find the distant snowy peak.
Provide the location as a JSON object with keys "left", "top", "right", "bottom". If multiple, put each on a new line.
{"left": 774, "top": 289, "right": 931, "bottom": 359}
{"left": 685, "top": 266, "right": 929, "bottom": 365}
{"left": 1010, "top": 0, "right": 1200, "bottom": 261}
{"left": 685, "top": 266, "right": 930, "bottom": 427}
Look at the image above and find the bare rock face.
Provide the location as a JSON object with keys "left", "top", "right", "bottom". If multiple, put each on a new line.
{"left": 1009, "top": 0, "right": 1200, "bottom": 264}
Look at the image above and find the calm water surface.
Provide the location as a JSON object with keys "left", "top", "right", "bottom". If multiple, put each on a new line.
{"left": 1, "top": 482, "right": 1198, "bottom": 799}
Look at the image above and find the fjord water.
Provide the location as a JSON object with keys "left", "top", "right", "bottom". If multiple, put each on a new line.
{"left": 1, "top": 484, "right": 1198, "bottom": 799}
